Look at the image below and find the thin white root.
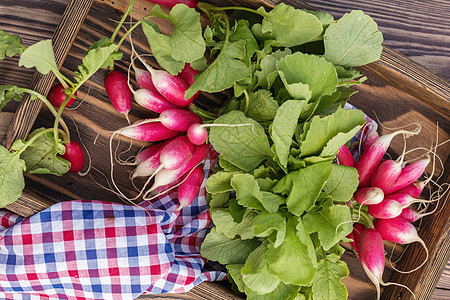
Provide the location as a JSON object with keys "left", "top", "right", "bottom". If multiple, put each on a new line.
{"left": 66, "top": 83, "right": 91, "bottom": 111}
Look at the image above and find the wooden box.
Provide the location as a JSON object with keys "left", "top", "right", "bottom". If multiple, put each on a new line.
{"left": 0, "top": 0, "right": 448, "bottom": 299}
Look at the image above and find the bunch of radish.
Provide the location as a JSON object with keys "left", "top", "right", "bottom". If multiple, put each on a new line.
{"left": 103, "top": 57, "right": 212, "bottom": 211}
{"left": 337, "top": 124, "right": 443, "bottom": 299}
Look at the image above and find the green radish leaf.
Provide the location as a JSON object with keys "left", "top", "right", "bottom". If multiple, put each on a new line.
{"left": 270, "top": 100, "right": 305, "bottom": 169}
{"left": 142, "top": 4, "right": 205, "bottom": 74}
{"left": 303, "top": 204, "right": 353, "bottom": 251}
{"left": 322, "top": 164, "right": 359, "bottom": 202}
{"left": 205, "top": 171, "right": 234, "bottom": 194}
{"left": 84, "top": 37, "right": 122, "bottom": 69}
{"left": 265, "top": 217, "right": 317, "bottom": 286}
{"left": 19, "top": 40, "right": 58, "bottom": 75}
{"left": 231, "top": 173, "right": 265, "bottom": 211}
{"left": 312, "top": 254, "right": 349, "bottom": 300}
{"left": 244, "top": 89, "right": 279, "bottom": 122}
{"left": 76, "top": 42, "right": 118, "bottom": 82}
{"left": 253, "top": 211, "right": 287, "bottom": 248}
{"left": 0, "top": 85, "right": 35, "bottom": 111}
{"left": 272, "top": 162, "right": 332, "bottom": 216}
{"left": 0, "top": 145, "right": 26, "bottom": 208}
{"left": 208, "top": 192, "right": 230, "bottom": 208}
{"left": 324, "top": 10, "right": 383, "bottom": 67}
{"left": 0, "top": 29, "right": 26, "bottom": 59}
{"left": 200, "top": 227, "right": 260, "bottom": 265}
{"left": 210, "top": 207, "right": 257, "bottom": 240}
{"left": 255, "top": 48, "right": 292, "bottom": 89}
{"left": 229, "top": 19, "right": 259, "bottom": 64}
{"left": 277, "top": 52, "right": 338, "bottom": 101}
{"left": 301, "top": 109, "right": 366, "bottom": 157}
{"left": 185, "top": 40, "right": 251, "bottom": 98}
{"left": 242, "top": 242, "right": 281, "bottom": 295}
{"left": 256, "top": 4, "right": 323, "bottom": 47}
{"left": 19, "top": 128, "right": 70, "bottom": 175}
{"left": 226, "top": 264, "right": 246, "bottom": 293}
{"left": 209, "top": 111, "right": 272, "bottom": 172}
{"left": 246, "top": 282, "right": 301, "bottom": 300}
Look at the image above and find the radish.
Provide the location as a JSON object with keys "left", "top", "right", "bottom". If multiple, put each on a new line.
{"left": 104, "top": 70, "right": 132, "bottom": 123}
{"left": 135, "top": 51, "right": 194, "bottom": 107}
{"left": 349, "top": 223, "right": 366, "bottom": 254}
{"left": 384, "top": 193, "right": 419, "bottom": 207}
{"left": 361, "top": 124, "right": 379, "bottom": 155}
{"left": 178, "top": 63, "right": 200, "bottom": 99}
{"left": 336, "top": 144, "right": 354, "bottom": 167}
{"left": 359, "top": 228, "right": 385, "bottom": 300}
{"left": 48, "top": 83, "right": 77, "bottom": 108}
{"left": 367, "top": 199, "right": 403, "bottom": 219}
{"left": 374, "top": 217, "right": 429, "bottom": 274}
{"left": 396, "top": 181, "right": 426, "bottom": 198}
{"left": 370, "top": 159, "right": 402, "bottom": 193}
{"left": 384, "top": 156, "right": 431, "bottom": 194}
{"left": 61, "top": 140, "right": 85, "bottom": 173}
{"left": 175, "top": 165, "right": 204, "bottom": 211}
{"left": 118, "top": 120, "right": 180, "bottom": 142}
{"left": 133, "top": 142, "right": 166, "bottom": 166}
{"left": 134, "top": 88, "right": 179, "bottom": 114}
{"left": 355, "top": 128, "right": 420, "bottom": 187}
{"left": 187, "top": 123, "right": 208, "bottom": 145}
{"left": 131, "top": 144, "right": 166, "bottom": 179}
{"left": 145, "top": 143, "right": 210, "bottom": 196}
{"left": 399, "top": 208, "right": 421, "bottom": 223}
{"left": 354, "top": 187, "right": 384, "bottom": 205}
{"left": 131, "top": 109, "right": 202, "bottom": 134}
{"left": 133, "top": 63, "right": 159, "bottom": 94}
{"left": 145, "top": 0, "right": 198, "bottom": 8}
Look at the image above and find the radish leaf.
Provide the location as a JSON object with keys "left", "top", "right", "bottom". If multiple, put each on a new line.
{"left": 324, "top": 10, "right": 383, "bottom": 67}
{"left": 211, "top": 207, "right": 257, "bottom": 240}
{"left": 303, "top": 204, "right": 352, "bottom": 251}
{"left": 0, "top": 29, "right": 26, "bottom": 59}
{"left": 312, "top": 254, "right": 349, "bottom": 300}
{"left": 200, "top": 227, "right": 260, "bottom": 265}
{"left": 322, "top": 164, "right": 359, "bottom": 202}
{"left": 18, "top": 128, "right": 70, "bottom": 175}
{"left": 256, "top": 4, "right": 323, "bottom": 47}
{"left": 0, "top": 145, "right": 26, "bottom": 208}
{"left": 209, "top": 111, "right": 272, "bottom": 172}
{"left": 272, "top": 162, "right": 332, "bottom": 216}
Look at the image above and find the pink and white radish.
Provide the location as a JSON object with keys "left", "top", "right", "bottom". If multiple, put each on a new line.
{"left": 367, "top": 199, "right": 404, "bottom": 219}
{"left": 104, "top": 70, "right": 132, "bottom": 123}
{"left": 354, "top": 187, "right": 384, "bottom": 205}
{"left": 361, "top": 124, "right": 379, "bottom": 155}
{"left": 336, "top": 144, "right": 355, "bottom": 167}
{"left": 395, "top": 181, "right": 426, "bottom": 198}
{"left": 370, "top": 159, "right": 403, "bottom": 193}
{"left": 61, "top": 140, "right": 85, "bottom": 173}
{"left": 175, "top": 165, "right": 204, "bottom": 211}
{"left": 134, "top": 51, "right": 194, "bottom": 107}
{"left": 145, "top": 143, "right": 210, "bottom": 197}
{"left": 118, "top": 120, "right": 180, "bottom": 142}
{"left": 374, "top": 217, "right": 429, "bottom": 274}
{"left": 355, "top": 128, "right": 420, "bottom": 187}
{"left": 134, "top": 88, "right": 179, "bottom": 114}
{"left": 359, "top": 227, "right": 415, "bottom": 300}
{"left": 132, "top": 62, "right": 159, "bottom": 94}
{"left": 384, "top": 156, "right": 431, "bottom": 194}
{"left": 349, "top": 223, "right": 366, "bottom": 254}
{"left": 48, "top": 83, "right": 77, "bottom": 108}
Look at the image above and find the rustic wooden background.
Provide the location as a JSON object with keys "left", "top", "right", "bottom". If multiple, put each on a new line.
{"left": 0, "top": 0, "right": 448, "bottom": 299}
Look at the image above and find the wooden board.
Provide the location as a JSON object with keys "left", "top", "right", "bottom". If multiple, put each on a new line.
{"left": 0, "top": 0, "right": 449, "bottom": 299}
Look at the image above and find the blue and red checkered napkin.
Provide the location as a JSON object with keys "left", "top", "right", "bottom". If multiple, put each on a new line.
{"left": 0, "top": 150, "right": 226, "bottom": 300}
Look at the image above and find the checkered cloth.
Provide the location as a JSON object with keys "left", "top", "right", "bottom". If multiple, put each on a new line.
{"left": 0, "top": 149, "right": 226, "bottom": 300}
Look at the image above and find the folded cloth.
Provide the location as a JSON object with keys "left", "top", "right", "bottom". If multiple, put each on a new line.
{"left": 0, "top": 150, "right": 226, "bottom": 300}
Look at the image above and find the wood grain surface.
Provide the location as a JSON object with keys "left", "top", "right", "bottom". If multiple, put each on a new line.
{"left": 0, "top": 0, "right": 448, "bottom": 299}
